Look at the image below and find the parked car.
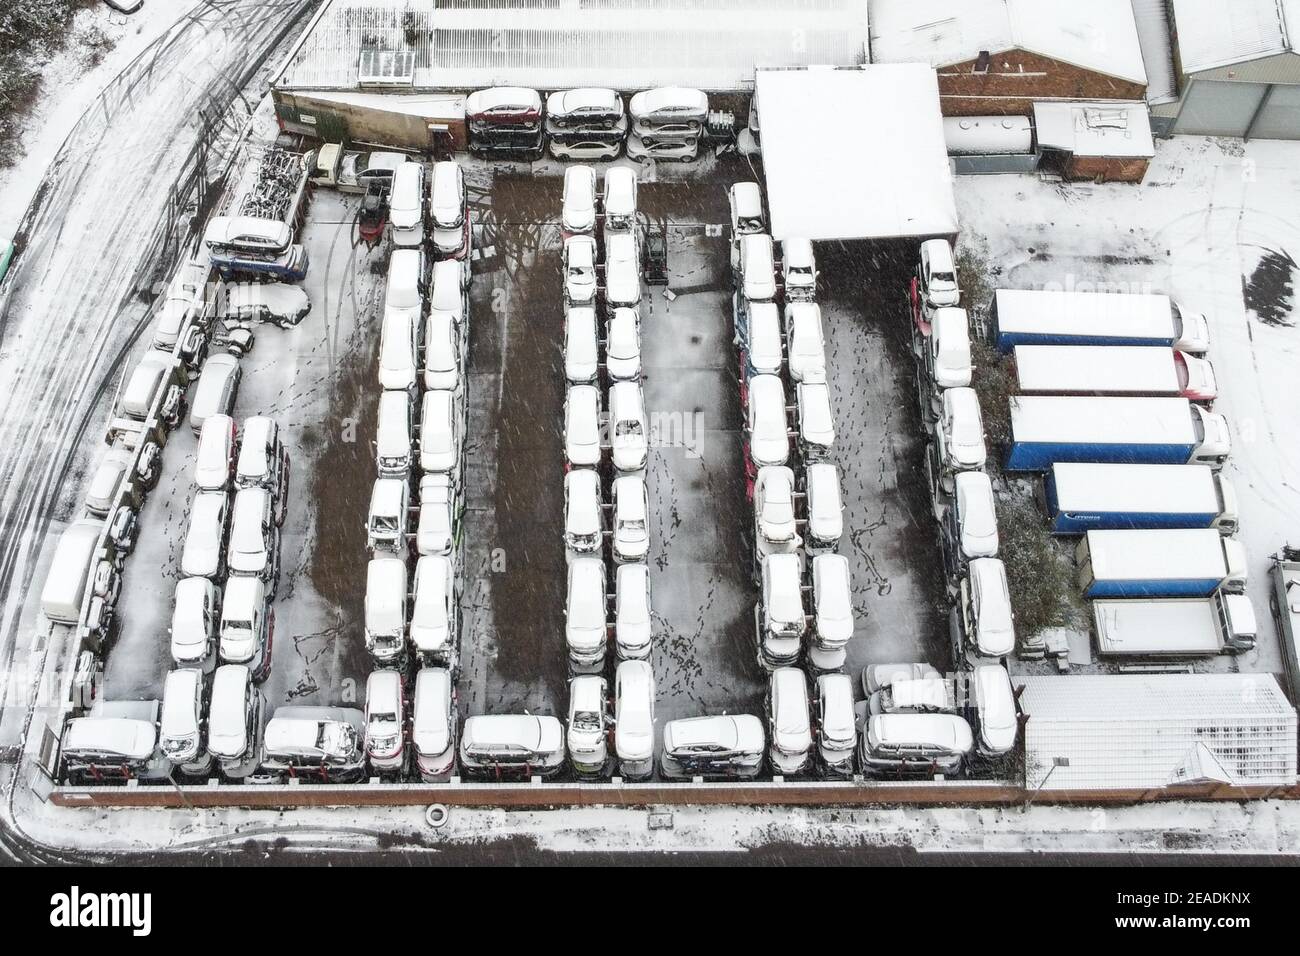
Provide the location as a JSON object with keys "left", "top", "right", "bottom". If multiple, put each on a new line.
{"left": 933, "top": 386, "right": 987, "bottom": 482}
{"left": 170, "top": 577, "right": 221, "bottom": 674}
{"left": 614, "top": 659, "right": 655, "bottom": 779}
{"left": 614, "top": 562, "right": 652, "bottom": 661}
{"left": 952, "top": 557, "right": 1016, "bottom": 661}
{"left": 227, "top": 487, "right": 280, "bottom": 596}
{"left": 208, "top": 663, "right": 263, "bottom": 779}
{"left": 564, "top": 384, "right": 602, "bottom": 468}
{"left": 659, "top": 714, "right": 764, "bottom": 781}
{"left": 739, "top": 233, "right": 776, "bottom": 302}
{"left": 152, "top": 262, "right": 207, "bottom": 350}
{"left": 813, "top": 673, "right": 856, "bottom": 778}
{"left": 861, "top": 662, "right": 942, "bottom": 698}
{"left": 766, "top": 667, "right": 813, "bottom": 776}
{"left": 606, "top": 306, "right": 641, "bottom": 382}
{"left": 465, "top": 87, "right": 542, "bottom": 131}
{"left": 796, "top": 381, "right": 836, "bottom": 462}
{"left": 604, "top": 232, "right": 642, "bottom": 308}
{"left": 223, "top": 282, "right": 311, "bottom": 329}
{"left": 365, "top": 555, "right": 408, "bottom": 666}
{"left": 181, "top": 491, "right": 230, "bottom": 581}
{"left": 389, "top": 162, "right": 425, "bottom": 248}
{"left": 188, "top": 353, "right": 241, "bottom": 435}
{"left": 549, "top": 138, "right": 623, "bottom": 162}
{"left": 918, "top": 238, "right": 960, "bottom": 311}
{"left": 728, "top": 182, "right": 765, "bottom": 273}
{"left": 603, "top": 166, "right": 638, "bottom": 232}
{"left": 412, "top": 667, "right": 457, "bottom": 781}
{"left": 810, "top": 554, "right": 854, "bottom": 670}
{"left": 235, "top": 416, "right": 289, "bottom": 524}
{"left": 427, "top": 163, "right": 468, "bottom": 260}
{"left": 859, "top": 713, "right": 973, "bottom": 779}
{"left": 868, "top": 676, "right": 955, "bottom": 716}
{"left": 754, "top": 465, "right": 799, "bottom": 557}
{"left": 410, "top": 554, "right": 457, "bottom": 666}
{"left": 563, "top": 235, "right": 598, "bottom": 305}
{"left": 458, "top": 714, "right": 565, "bottom": 779}
{"left": 629, "top": 87, "right": 708, "bottom": 132}
{"left": 195, "top": 414, "right": 237, "bottom": 491}
{"left": 376, "top": 389, "right": 414, "bottom": 478}
{"left": 85, "top": 450, "right": 133, "bottom": 518}
{"left": 120, "top": 353, "right": 183, "bottom": 426}
{"left": 565, "top": 557, "right": 608, "bottom": 673}
{"left": 561, "top": 165, "right": 598, "bottom": 236}
{"left": 567, "top": 675, "right": 610, "bottom": 777}
{"left": 564, "top": 468, "right": 603, "bottom": 556}
{"left": 785, "top": 302, "right": 827, "bottom": 383}
{"left": 612, "top": 474, "right": 650, "bottom": 564}
{"left": 218, "top": 576, "right": 273, "bottom": 681}
{"left": 758, "top": 552, "right": 805, "bottom": 667}
{"left": 159, "top": 668, "right": 213, "bottom": 778}
{"left": 564, "top": 305, "right": 599, "bottom": 384}
{"left": 782, "top": 238, "right": 817, "bottom": 301}
{"left": 367, "top": 477, "right": 409, "bottom": 554}
{"left": 423, "top": 309, "right": 462, "bottom": 394}
{"left": 804, "top": 462, "right": 843, "bottom": 552}
{"left": 548, "top": 88, "right": 625, "bottom": 129}
{"left": 420, "top": 388, "right": 464, "bottom": 475}
{"left": 609, "top": 380, "right": 648, "bottom": 472}
{"left": 970, "top": 663, "right": 1018, "bottom": 758}
{"left": 379, "top": 249, "right": 426, "bottom": 391}
{"left": 739, "top": 299, "right": 782, "bottom": 376}
{"left": 746, "top": 374, "right": 790, "bottom": 470}
{"left": 364, "top": 669, "right": 406, "bottom": 775}
{"left": 259, "top": 706, "right": 366, "bottom": 783}
{"left": 337, "top": 151, "right": 408, "bottom": 194}
{"left": 626, "top": 133, "right": 697, "bottom": 163}
{"left": 417, "top": 473, "right": 458, "bottom": 557}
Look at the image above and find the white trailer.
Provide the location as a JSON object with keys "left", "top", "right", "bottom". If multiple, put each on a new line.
{"left": 1012, "top": 346, "right": 1217, "bottom": 401}
{"left": 991, "top": 289, "right": 1210, "bottom": 353}
{"left": 1092, "top": 592, "right": 1257, "bottom": 656}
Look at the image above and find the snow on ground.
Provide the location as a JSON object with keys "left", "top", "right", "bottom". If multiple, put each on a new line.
{"left": 0, "top": 2, "right": 201, "bottom": 240}
{"left": 955, "top": 136, "right": 1300, "bottom": 677}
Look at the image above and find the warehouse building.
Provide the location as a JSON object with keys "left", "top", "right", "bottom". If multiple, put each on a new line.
{"left": 1155, "top": 0, "right": 1300, "bottom": 139}
{"left": 867, "top": 0, "right": 1148, "bottom": 116}
{"left": 273, "top": 0, "right": 872, "bottom": 150}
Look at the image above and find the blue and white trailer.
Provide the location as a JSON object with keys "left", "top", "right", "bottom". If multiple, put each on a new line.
{"left": 1005, "top": 396, "right": 1230, "bottom": 471}
{"left": 1075, "top": 528, "right": 1247, "bottom": 599}
{"left": 1044, "top": 462, "right": 1238, "bottom": 535}
{"left": 991, "top": 289, "right": 1210, "bottom": 354}
{"left": 1012, "top": 345, "right": 1218, "bottom": 401}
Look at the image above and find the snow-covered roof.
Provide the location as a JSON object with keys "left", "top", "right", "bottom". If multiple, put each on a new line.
{"left": 1033, "top": 101, "right": 1155, "bottom": 159}
{"left": 278, "top": 0, "right": 871, "bottom": 92}
{"left": 868, "top": 0, "right": 1148, "bottom": 85}
{"left": 1014, "top": 674, "right": 1297, "bottom": 790}
{"left": 1169, "top": 0, "right": 1297, "bottom": 74}
{"left": 756, "top": 66, "right": 958, "bottom": 241}
{"left": 1130, "top": 0, "right": 1178, "bottom": 103}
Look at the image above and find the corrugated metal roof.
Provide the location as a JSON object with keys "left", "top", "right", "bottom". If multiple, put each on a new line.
{"left": 279, "top": 0, "right": 871, "bottom": 92}
{"left": 868, "top": 0, "right": 1148, "bottom": 85}
{"left": 1015, "top": 674, "right": 1297, "bottom": 791}
{"left": 1130, "top": 0, "right": 1178, "bottom": 103}
{"left": 1171, "top": 0, "right": 1294, "bottom": 74}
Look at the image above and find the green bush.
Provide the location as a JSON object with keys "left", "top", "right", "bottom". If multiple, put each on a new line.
{"left": 0, "top": 1, "right": 93, "bottom": 163}
{"left": 1000, "top": 495, "right": 1076, "bottom": 643}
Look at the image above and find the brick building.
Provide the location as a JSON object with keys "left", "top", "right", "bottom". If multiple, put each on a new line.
{"left": 868, "top": 0, "right": 1149, "bottom": 116}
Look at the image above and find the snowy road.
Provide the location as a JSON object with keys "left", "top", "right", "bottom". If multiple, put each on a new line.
{"left": 0, "top": 0, "right": 317, "bottom": 746}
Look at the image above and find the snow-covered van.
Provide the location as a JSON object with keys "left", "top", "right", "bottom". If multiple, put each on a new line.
{"left": 41, "top": 519, "right": 109, "bottom": 625}
{"left": 61, "top": 701, "right": 169, "bottom": 785}
{"left": 258, "top": 706, "right": 366, "bottom": 783}
{"left": 203, "top": 216, "right": 308, "bottom": 281}
{"left": 458, "top": 714, "right": 566, "bottom": 779}
{"left": 208, "top": 663, "right": 263, "bottom": 780}
{"left": 170, "top": 576, "right": 221, "bottom": 674}
{"left": 412, "top": 667, "right": 457, "bottom": 782}
{"left": 160, "top": 668, "right": 214, "bottom": 778}
{"left": 365, "top": 556, "right": 409, "bottom": 666}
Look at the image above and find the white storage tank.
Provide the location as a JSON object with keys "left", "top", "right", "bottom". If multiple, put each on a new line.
{"left": 943, "top": 115, "right": 1033, "bottom": 155}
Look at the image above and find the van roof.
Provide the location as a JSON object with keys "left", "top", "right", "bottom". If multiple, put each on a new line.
{"left": 870, "top": 713, "right": 972, "bottom": 750}
{"left": 614, "top": 475, "right": 646, "bottom": 519}
{"left": 204, "top": 216, "right": 292, "bottom": 251}
{"left": 798, "top": 382, "right": 835, "bottom": 439}
{"left": 783, "top": 237, "right": 814, "bottom": 267}
{"left": 816, "top": 673, "right": 856, "bottom": 740}
{"left": 210, "top": 663, "right": 251, "bottom": 730}
{"left": 568, "top": 674, "right": 606, "bottom": 713}
{"left": 63, "top": 717, "right": 157, "bottom": 759}
{"left": 663, "top": 714, "right": 763, "bottom": 752}
{"left": 413, "top": 667, "right": 452, "bottom": 753}
{"left": 161, "top": 669, "right": 201, "bottom": 735}
{"left": 231, "top": 487, "right": 268, "bottom": 550}
{"left": 730, "top": 181, "right": 763, "bottom": 218}
{"left": 388, "top": 248, "right": 422, "bottom": 293}
{"left": 462, "top": 714, "right": 562, "bottom": 753}
{"left": 370, "top": 478, "right": 407, "bottom": 514}
{"left": 973, "top": 664, "right": 1017, "bottom": 752}
{"left": 431, "top": 258, "right": 462, "bottom": 311}
{"left": 222, "top": 574, "right": 265, "bottom": 612}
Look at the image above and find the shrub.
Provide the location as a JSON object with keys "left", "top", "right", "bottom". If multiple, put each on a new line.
{"left": 999, "top": 494, "right": 1076, "bottom": 644}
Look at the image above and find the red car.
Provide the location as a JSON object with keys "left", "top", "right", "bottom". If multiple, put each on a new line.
{"left": 465, "top": 87, "right": 542, "bottom": 131}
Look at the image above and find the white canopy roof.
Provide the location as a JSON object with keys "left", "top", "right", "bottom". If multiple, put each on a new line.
{"left": 756, "top": 66, "right": 958, "bottom": 242}
{"left": 1033, "top": 101, "right": 1155, "bottom": 159}
{"left": 1170, "top": 0, "right": 1299, "bottom": 74}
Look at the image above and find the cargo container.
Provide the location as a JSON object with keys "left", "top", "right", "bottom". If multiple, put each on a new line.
{"left": 1075, "top": 528, "right": 1247, "bottom": 599}
{"left": 1091, "top": 591, "right": 1256, "bottom": 656}
{"left": 1012, "top": 346, "right": 1217, "bottom": 401}
{"left": 1044, "top": 462, "right": 1238, "bottom": 534}
{"left": 990, "top": 289, "right": 1209, "bottom": 353}
{"left": 1005, "top": 396, "right": 1230, "bottom": 471}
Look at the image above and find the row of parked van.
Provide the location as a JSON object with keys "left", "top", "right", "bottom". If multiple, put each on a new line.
{"left": 465, "top": 86, "right": 709, "bottom": 163}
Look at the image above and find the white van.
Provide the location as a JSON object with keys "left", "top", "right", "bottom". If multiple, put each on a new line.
{"left": 410, "top": 554, "right": 457, "bottom": 666}
{"left": 170, "top": 576, "right": 221, "bottom": 674}
{"left": 219, "top": 576, "right": 273, "bottom": 681}
{"left": 613, "top": 659, "right": 655, "bottom": 779}
{"left": 742, "top": 299, "right": 783, "bottom": 376}
{"left": 728, "top": 182, "right": 765, "bottom": 273}
{"left": 813, "top": 673, "right": 856, "bottom": 777}
{"left": 567, "top": 674, "right": 610, "bottom": 776}
{"left": 379, "top": 249, "right": 425, "bottom": 391}
{"left": 614, "top": 562, "right": 652, "bottom": 661}
{"left": 376, "top": 389, "right": 414, "bottom": 478}
{"left": 754, "top": 465, "right": 799, "bottom": 557}
{"left": 603, "top": 166, "right": 638, "bottom": 232}
{"left": 759, "top": 552, "right": 805, "bottom": 667}
{"left": 952, "top": 557, "right": 1016, "bottom": 661}
{"left": 605, "top": 306, "right": 641, "bottom": 382}
{"left": 766, "top": 667, "right": 812, "bottom": 776}
{"left": 367, "top": 477, "right": 410, "bottom": 554}
{"left": 364, "top": 669, "right": 407, "bottom": 774}
{"left": 796, "top": 381, "right": 835, "bottom": 462}
{"left": 563, "top": 235, "right": 597, "bottom": 305}
{"left": 785, "top": 302, "right": 827, "bottom": 384}
{"left": 804, "top": 463, "right": 843, "bottom": 552}
{"left": 61, "top": 704, "right": 168, "bottom": 785}
{"left": 918, "top": 238, "right": 960, "bottom": 310}
{"left": 420, "top": 388, "right": 463, "bottom": 474}
{"left": 423, "top": 309, "right": 462, "bottom": 392}
{"left": 746, "top": 374, "right": 789, "bottom": 470}
{"left": 429, "top": 257, "right": 467, "bottom": 333}
{"left": 85, "top": 450, "right": 133, "bottom": 518}
{"left": 365, "top": 556, "right": 409, "bottom": 665}
{"left": 181, "top": 491, "right": 230, "bottom": 580}
{"left": 934, "top": 386, "right": 987, "bottom": 479}
{"left": 946, "top": 471, "right": 999, "bottom": 575}
{"left": 417, "top": 473, "right": 457, "bottom": 557}
{"left": 389, "top": 162, "right": 425, "bottom": 248}
{"left": 208, "top": 663, "right": 263, "bottom": 779}
{"left": 160, "top": 668, "right": 213, "bottom": 778}
{"left": 195, "top": 414, "right": 237, "bottom": 491}
{"left": 561, "top": 165, "right": 598, "bottom": 236}
{"left": 782, "top": 238, "right": 817, "bottom": 301}
{"left": 458, "top": 714, "right": 566, "bottom": 779}
{"left": 566, "top": 556, "right": 608, "bottom": 672}
{"left": 860, "top": 713, "right": 973, "bottom": 778}
{"left": 429, "top": 161, "right": 468, "bottom": 257}
{"left": 564, "top": 468, "right": 603, "bottom": 555}
{"left": 604, "top": 232, "right": 641, "bottom": 308}
{"left": 228, "top": 487, "right": 279, "bottom": 595}
{"left": 660, "top": 714, "right": 765, "bottom": 781}
{"left": 564, "top": 305, "right": 599, "bottom": 384}
{"left": 612, "top": 474, "right": 649, "bottom": 564}
{"left": 189, "top": 353, "right": 241, "bottom": 435}
{"left": 259, "top": 706, "right": 366, "bottom": 783}
{"left": 564, "top": 384, "right": 602, "bottom": 468}
{"left": 236, "top": 416, "right": 289, "bottom": 523}
{"left": 739, "top": 233, "right": 776, "bottom": 302}
{"left": 412, "top": 667, "right": 457, "bottom": 781}
{"left": 970, "top": 663, "right": 1017, "bottom": 758}
{"left": 810, "top": 554, "right": 853, "bottom": 670}
{"left": 40, "top": 519, "right": 119, "bottom": 636}
{"left": 608, "top": 380, "right": 648, "bottom": 472}
{"left": 120, "top": 353, "right": 181, "bottom": 424}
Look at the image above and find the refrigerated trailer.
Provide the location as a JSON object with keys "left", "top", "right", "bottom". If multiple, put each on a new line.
{"left": 990, "top": 289, "right": 1209, "bottom": 353}
{"left": 1005, "top": 396, "right": 1230, "bottom": 471}
{"left": 1012, "top": 346, "right": 1218, "bottom": 401}
{"left": 1075, "top": 528, "right": 1247, "bottom": 599}
{"left": 1272, "top": 550, "right": 1300, "bottom": 701}
{"left": 1044, "top": 462, "right": 1238, "bottom": 534}
{"left": 1092, "top": 591, "right": 1257, "bottom": 657}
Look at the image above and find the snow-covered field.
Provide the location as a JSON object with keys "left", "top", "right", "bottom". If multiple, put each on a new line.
{"left": 955, "top": 137, "right": 1300, "bottom": 677}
